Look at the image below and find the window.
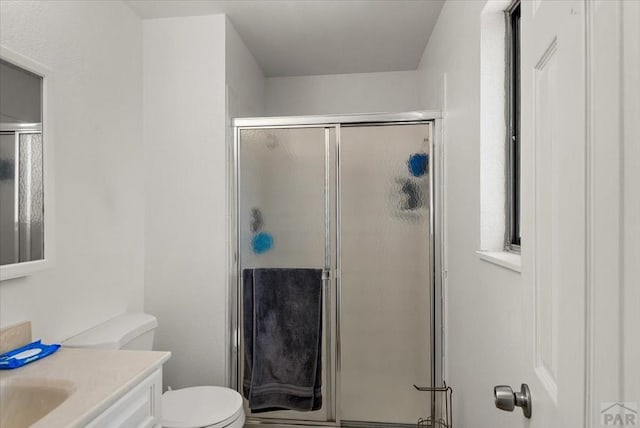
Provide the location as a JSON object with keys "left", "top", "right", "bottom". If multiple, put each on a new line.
{"left": 506, "top": 0, "right": 521, "bottom": 250}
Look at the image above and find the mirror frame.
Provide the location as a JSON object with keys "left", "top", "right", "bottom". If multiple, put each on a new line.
{"left": 0, "top": 46, "right": 55, "bottom": 281}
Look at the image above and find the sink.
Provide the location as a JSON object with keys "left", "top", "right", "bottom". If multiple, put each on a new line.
{"left": 0, "top": 377, "right": 75, "bottom": 428}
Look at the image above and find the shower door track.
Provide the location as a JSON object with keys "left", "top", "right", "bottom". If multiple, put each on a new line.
{"left": 230, "top": 111, "right": 444, "bottom": 428}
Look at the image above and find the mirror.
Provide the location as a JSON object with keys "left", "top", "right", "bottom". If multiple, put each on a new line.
{"left": 0, "top": 58, "right": 44, "bottom": 267}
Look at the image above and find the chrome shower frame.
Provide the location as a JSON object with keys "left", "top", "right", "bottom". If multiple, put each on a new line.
{"left": 229, "top": 111, "right": 444, "bottom": 428}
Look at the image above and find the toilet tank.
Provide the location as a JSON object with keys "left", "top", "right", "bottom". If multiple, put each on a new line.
{"left": 63, "top": 313, "right": 158, "bottom": 351}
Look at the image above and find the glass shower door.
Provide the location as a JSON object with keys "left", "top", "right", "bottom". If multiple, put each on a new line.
{"left": 237, "top": 126, "right": 336, "bottom": 423}
{"left": 339, "top": 124, "right": 433, "bottom": 425}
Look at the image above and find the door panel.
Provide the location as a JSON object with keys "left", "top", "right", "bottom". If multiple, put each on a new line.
{"left": 339, "top": 124, "right": 432, "bottom": 424}
{"left": 238, "top": 126, "right": 334, "bottom": 422}
{"left": 520, "top": 1, "right": 586, "bottom": 426}
{"left": 235, "top": 122, "right": 437, "bottom": 425}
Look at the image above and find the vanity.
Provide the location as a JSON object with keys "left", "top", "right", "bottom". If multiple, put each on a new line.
{"left": 0, "top": 323, "right": 170, "bottom": 428}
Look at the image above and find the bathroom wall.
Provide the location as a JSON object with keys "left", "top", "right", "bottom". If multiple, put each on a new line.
{"left": 416, "top": 1, "right": 527, "bottom": 427}
{"left": 265, "top": 70, "right": 422, "bottom": 116}
{"left": 0, "top": 1, "right": 144, "bottom": 342}
{"left": 143, "top": 14, "right": 228, "bottom": 390}
{"left": 143, "top": 14, "right": 266, "bottom": 390}
{"left": 226, "top": 17, "right": 266, "bottom": 118}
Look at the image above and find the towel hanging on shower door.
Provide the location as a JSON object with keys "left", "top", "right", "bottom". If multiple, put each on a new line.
{"left": 242, "top": 268, "right": 323, "bottom": 412}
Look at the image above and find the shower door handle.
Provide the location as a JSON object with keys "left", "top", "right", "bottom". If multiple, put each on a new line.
{"left": 322, "top": 269, "right": 331, "bottom": 280}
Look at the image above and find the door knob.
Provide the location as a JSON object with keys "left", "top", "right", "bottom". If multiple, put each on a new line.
{"left": 494, "top": 383, "right": 532, "bottom": 418}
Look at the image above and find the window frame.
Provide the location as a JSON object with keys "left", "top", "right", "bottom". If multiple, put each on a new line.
{"left": 505, "top": 0, "right": 521, "bottom": 252}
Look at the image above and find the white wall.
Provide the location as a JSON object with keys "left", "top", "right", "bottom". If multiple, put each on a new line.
{"left": 265, "top": 70, "right": 422, "bottom": 116}
{"left": 225, "top": 18, "right": 265, "bottom": 118}
{"left": 479, "top": 1, "right": 509, "bottom": 251}
{"left": 143, "top": 14, "right": 228, "bottom": 390}
{"left": 0, "top": 1, "right": 144, "bottom": 342}
{"left": 416, "top": 1, "right": 527, "bottom": 427}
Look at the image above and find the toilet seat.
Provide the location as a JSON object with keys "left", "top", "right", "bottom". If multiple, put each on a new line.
{"left": 162, "top": 386, "right": 245, "bottom": 428}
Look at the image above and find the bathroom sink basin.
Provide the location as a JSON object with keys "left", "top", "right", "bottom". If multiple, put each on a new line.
{"left": 0, "top": 378, "right": 75, "bottom": 428}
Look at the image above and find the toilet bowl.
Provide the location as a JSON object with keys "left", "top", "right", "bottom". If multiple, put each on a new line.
{"left": 62, "top": 313, "right": 245, "bottom": 428}
{"left": 162, "top": 386, "right": 245, "bottom": 428}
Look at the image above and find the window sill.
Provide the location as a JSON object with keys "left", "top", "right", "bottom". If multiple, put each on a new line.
{"left": 476, "top": 250, "right": 522, "bottom": 273}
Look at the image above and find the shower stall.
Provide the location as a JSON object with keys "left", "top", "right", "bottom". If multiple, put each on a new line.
{"left": 230, "top": 111, "right": 444, "bottom": 427}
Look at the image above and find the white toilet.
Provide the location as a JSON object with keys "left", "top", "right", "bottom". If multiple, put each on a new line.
{"left": 63, "top": 313, "right": 246, "bottom": 428}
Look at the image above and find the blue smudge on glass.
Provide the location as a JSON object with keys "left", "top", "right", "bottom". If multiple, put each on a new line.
{"left": 252, "top": 232, "right": 273, "bottom": 254}
{"left": 408, "top": 153, "right": 428, "bottom": 177}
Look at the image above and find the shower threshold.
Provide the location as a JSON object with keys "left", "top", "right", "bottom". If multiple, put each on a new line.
{"left": 245, "top": 420, "right": 419, "bottom": 428}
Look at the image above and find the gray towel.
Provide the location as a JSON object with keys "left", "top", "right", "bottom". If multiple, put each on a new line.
{"left": 243, "top": 268, "right": 323, "bottom": 412}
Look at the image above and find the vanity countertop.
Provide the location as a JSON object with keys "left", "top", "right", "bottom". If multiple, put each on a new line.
{"left": 0, "top": 347, "right": 171, "bottom": 428}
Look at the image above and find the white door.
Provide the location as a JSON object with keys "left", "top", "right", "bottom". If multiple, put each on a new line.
{"left": 512, "top": 0, "right": 586, "bottom": 426}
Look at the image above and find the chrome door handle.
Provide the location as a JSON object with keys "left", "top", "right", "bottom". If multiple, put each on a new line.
{"left": 494, "top": 384, "right": 532, "bottom": 418}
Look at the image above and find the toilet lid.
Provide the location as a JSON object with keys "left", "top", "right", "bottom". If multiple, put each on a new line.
{"left": 162, "top": 386, "right": 244, "bottom": 428}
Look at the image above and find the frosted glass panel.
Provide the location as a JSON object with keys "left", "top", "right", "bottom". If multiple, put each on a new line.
{"left": 340, "top": 124, "right": 432, "bottom": 424}
{"left": 18, "top": 133, "right": 44, "bottom": 262}
{"left": 239, "top": 128, "right": 326, "bottom": 267}
{"left": 238, "top": 127, "right": 333, "bottom": 422}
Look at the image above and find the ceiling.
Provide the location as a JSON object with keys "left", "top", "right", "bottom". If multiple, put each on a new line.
{"left": 126, "top": 0, "right": 445, "bottom": 77}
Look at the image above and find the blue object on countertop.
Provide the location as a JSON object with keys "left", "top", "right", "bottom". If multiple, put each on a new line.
{"left": 252, "top": 232, "right": 274, "bottom": 254}
{"left": 0, "top": 340, "right": 60, "bottom": 370}
{"left": 408, "top": 153, "right": 429, "bottom": 177}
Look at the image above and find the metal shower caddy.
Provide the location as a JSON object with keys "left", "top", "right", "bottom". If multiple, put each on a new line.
{"left": 415, "top": 383, "right": 453, "bottom": 428}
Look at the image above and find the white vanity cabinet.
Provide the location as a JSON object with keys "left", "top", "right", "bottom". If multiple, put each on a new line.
{"left": 86, "top": 368, "right": 163, "bottom": 428}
